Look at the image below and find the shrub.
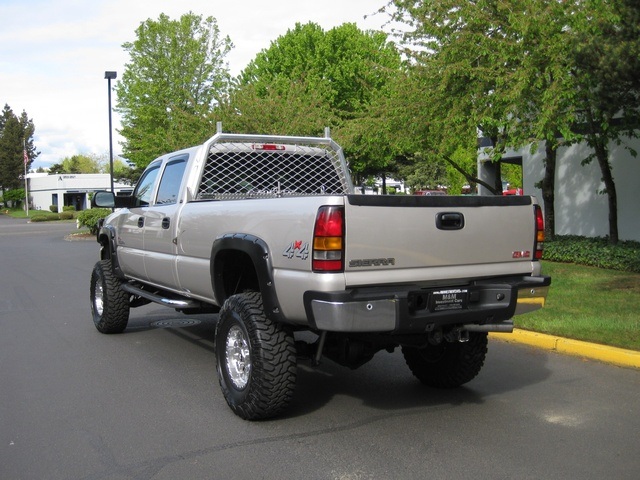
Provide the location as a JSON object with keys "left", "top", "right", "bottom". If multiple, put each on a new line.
{"left": 545, "top": 235, "right": 640, "bottom": 273}
{"left": 63, "top": 205, "right": 76, "bottom": 212}
{"left": 49, "top": 205, "right": 58, "bottom": 213}
{"left": 77, "top": 208, "right": 111, "bottom": 235}
{"left": 59, "top": 211, "right": 74, "bottom": 220}
{"left": 30, "top": 214, "right": 52, "bottom": 222}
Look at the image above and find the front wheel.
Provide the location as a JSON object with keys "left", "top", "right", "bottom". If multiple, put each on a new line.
{"left": 90, "top": 260, "right": 130, "bottom": 334}
{"left": 402, "top": 332, "right": 488, "bottom": 388}
{"left": 215, "top": 292, "right": 296, "bottom": 420}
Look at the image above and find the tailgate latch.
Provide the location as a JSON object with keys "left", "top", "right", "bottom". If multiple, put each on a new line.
{"left": 436, "top": 212, "right": 465, "bottom": 230}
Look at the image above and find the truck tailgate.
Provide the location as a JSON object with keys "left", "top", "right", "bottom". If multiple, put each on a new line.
{"left": 343, "top": 194, "right": 538, "bottom": 286}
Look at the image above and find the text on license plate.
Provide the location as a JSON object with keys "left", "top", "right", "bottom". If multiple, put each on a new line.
{"left": 429, "top": 289, "right": 469, "bottom": 312}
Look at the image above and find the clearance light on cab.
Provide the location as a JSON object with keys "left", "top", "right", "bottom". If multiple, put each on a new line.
{"left": 251, "top": 144, "right": 286, "bottom": 151}
{"left": 313, "top": 206, "right": 344, "bottom": 272}
{"left": 534, "top": 205, "right": 545, "bottom": 260}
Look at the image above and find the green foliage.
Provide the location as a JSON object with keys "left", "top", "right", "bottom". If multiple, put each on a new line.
{"left": 3, "top": 188, "right": 25, "bottom": 204}
{"left": 77, "top": 209, "right": 111, "bottom": 235}
{"left": 49, "top": 205, "right": 57, "bottom": 212}
{"left": 49, "top": 154, "right": 102, "bottom": 174}
{"left": 385, "top": 0, "right": 577, "bottom": 196}
{"left": 0, "top": 104, "right": 38, "bottom": 193}
{"left": 387, "top": 0, "right": 640, "bottom": 241}
{"left": 29, "top": 214, "right": 52, "bottom": 222}
{"left": 62, "top": 205, "right": 75, "bottom": 212}
{"left": 544, "top": 236, "right": 640, "bottom": 273}
{"left": 116, "top": 12, "right": 232, "bottom": 169}
{"left": 58, "top": 211, "right": 74, "bottom": 220}
{"left": 217, "top": 80, "right": 336, "bottom": 137}
{"left": 227, "top": 22, "right": 403, "bottom": 177}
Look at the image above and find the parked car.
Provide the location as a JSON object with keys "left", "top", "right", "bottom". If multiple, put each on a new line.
{"left": 414, "top": 189, "right": 447, "bottom": 196}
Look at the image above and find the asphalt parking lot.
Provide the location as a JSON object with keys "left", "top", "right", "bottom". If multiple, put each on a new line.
{"left": 1, "top": 216, "right": 639, "bottom": 480}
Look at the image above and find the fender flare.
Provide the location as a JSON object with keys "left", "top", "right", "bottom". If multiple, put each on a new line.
{"left": 210, "top": 234, "right": 285, "bottom": 323}
{"left": 97, "top": 224, "right": 125, "bottom": 279}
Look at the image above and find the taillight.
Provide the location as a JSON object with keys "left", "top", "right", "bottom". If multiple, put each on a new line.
{"left": 313, "top": 206, "right": 344, "bottom": 272}
{"left": 534, "top": 205, "right": 544, "bottom": 260}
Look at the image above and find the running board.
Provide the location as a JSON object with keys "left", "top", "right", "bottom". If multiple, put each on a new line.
{"left": 121, "top": 283, "right": 201, "bottom": 309}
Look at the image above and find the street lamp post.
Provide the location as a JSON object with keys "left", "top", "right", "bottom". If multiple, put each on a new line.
{"left": 104, "top": 71, "right": 117, "bottom": 194}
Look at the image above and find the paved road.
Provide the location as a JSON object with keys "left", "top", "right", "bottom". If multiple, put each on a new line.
{"left": 1, "top": 216, "right": 639, "bottom": 480}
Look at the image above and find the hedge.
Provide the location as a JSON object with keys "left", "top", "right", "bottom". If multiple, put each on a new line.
{"left": 77, "top": 208, "right": 111, "bottom": 235}
{"left": 544, "top": 235, "right": 640, "bottom": 273}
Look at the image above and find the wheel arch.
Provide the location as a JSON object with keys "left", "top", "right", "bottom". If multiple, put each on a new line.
{"left": 97, "top": 224, "right": 125, "bottom": 278}
{"left": 210, "top": 234, "right": 285, "bottom": 323}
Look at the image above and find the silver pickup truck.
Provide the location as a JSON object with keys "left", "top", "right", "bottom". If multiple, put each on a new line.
{"left": 91, "top": 125, "right": 550, "bottom": 420}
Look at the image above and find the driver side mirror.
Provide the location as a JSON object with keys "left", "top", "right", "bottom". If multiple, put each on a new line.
{"left": 92, "top": 191, "right": 136, "bottom": 209}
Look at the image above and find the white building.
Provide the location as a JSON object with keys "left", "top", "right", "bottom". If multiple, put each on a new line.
{"left": 479, "top": 136, "right": 640, "bottom": 242}
{"left": 27, "top": 173, "right": 132, "bottom": 213}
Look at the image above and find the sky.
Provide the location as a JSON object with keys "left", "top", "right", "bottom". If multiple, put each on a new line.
{"left": 0, "top": 0, "right": 391, "bottom": 170}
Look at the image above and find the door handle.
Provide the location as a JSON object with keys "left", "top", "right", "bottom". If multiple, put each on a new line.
{"left": 436, "top": 212, "right": 464, "bottom": 230}
{"left": 162, "top": 217, "right": 171, "bottom": 229}
{"left": 137, "top": 217, "right": 144, "bottom": 228}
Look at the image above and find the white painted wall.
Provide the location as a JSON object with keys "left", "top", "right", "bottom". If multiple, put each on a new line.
{"left": 520, "top": 138, "right": 640, "bottom": 242}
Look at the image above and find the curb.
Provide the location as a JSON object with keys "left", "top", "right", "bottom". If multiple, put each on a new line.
{"left": 489, "top": 329, "right": 640, "bottom": 370}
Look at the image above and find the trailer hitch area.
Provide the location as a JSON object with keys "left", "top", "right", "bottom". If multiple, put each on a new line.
{"left": 444, "top": 328, "right": 469, "bottom": 343}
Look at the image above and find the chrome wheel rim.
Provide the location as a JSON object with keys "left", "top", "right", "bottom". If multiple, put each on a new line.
{"left": 225, "top": 325, "right": 251, "bottom": 389}
{"left": 94, "top": 277, "right": 104, "bottom": 316}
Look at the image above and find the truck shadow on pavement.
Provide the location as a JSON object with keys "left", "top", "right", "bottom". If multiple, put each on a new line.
{"left": 122, "top": 308, "right": 552, "bottom": 419}
{"left": 286, "top": 340, "right": 552, "bottom": 419}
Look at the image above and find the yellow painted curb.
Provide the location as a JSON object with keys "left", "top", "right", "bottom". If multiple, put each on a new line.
{"left": 489, "top": 329, "right": 640, "bottom": 369}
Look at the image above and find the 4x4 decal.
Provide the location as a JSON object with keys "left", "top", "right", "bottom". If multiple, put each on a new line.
{"left": 283, "top": 240, "right": 309, "bottom": 260}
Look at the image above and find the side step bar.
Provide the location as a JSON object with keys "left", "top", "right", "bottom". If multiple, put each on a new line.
{"left": 121, "top": 283, "right": 201, "bottom": 309}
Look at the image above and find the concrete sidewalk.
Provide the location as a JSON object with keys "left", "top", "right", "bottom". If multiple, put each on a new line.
{"left": 490, "top": 329, "right": 640, "bottom": 369}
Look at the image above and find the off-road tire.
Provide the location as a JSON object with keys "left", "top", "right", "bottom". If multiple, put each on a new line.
{"left": 402, "top": 332, "right": 488, "bottom": 388}
{"left": 90, "top": 260, "right": 130, "bottom": 334}
{"left": 215, "top": 292, "right": 297, "bottom": 420}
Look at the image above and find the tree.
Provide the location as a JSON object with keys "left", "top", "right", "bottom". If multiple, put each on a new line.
{"left": 565, "top": 0, "right": 640, "bottom": 244}
{"left": 116, "top": 12, "right": 233, "bottom": 169}
{"left": 50, "top": 154, "right": 101, "bottom": 174}
{"left": 0, "top": 104, "right": 38, "bottom": 205}
{"left": 228, "top": 22, "right": 403, "bottom": 177}
{"left": 386, "top": 1, "right": 576, "bottom": 198}
{"left": 388, "top": 1, "right": 639, "bottom": 241}
{"left": 216, "top": 80, "right": 336, "bottom": 137}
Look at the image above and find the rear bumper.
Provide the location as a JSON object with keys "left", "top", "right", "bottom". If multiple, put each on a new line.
{"left": 303, "top": 275, "right": 551, "bottom": 333}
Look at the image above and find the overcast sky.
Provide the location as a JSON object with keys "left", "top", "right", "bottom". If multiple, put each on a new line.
{"left": 0, "top": 0, "right": 390, "bottom": 170}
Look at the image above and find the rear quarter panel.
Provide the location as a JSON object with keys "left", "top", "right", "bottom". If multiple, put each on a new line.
{"left": 175, "top": 196, "right": 346, "bottom": 320}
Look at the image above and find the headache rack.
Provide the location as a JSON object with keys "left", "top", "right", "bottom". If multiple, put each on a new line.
{"left": 196, "top": 124, "right": 352, "bottom": 200}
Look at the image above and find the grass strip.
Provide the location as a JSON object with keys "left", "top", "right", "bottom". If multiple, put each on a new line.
{"left": 515, "top": 261, "right": 640, "bottom": 351}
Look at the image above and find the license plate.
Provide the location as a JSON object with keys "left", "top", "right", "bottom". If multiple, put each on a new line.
{"left": 429, "top": 289, "right": 469, "bottom": 312}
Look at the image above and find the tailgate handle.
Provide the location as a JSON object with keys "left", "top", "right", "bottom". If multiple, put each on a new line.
{"left": 436, "top": 212, "right": 464, "bottom": 230}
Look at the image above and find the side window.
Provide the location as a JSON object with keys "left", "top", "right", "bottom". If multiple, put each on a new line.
{"left": 134, "top": 163, "right": 161, "bottom": 207}
{"left": 155, "top": 157, "right": 187, "bottom": 205}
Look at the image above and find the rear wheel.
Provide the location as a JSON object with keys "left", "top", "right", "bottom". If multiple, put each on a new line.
{"left": 215, "top": 292, "right": 296, "bottom": 420}
{"left": 402, "top": 332, "right": 488, "bottom": 388}
{"left": 90, "top": 260, "right": 130, "bottom": 334}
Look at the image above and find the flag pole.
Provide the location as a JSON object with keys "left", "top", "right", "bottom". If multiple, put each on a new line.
{"left": 23, "top": 139, "right": 29, "bottom": 217}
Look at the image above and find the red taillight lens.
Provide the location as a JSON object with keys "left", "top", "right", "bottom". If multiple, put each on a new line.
{"left": 534, "top": 205, "right": 545, "bottom": 260}
{"left": 313, "top": 206, "right": 344, "bottom": 272}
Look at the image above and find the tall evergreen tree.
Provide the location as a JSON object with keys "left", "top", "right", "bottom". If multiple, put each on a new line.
{"left": 0, "top": 104, "right": 38, "bottom": 202}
